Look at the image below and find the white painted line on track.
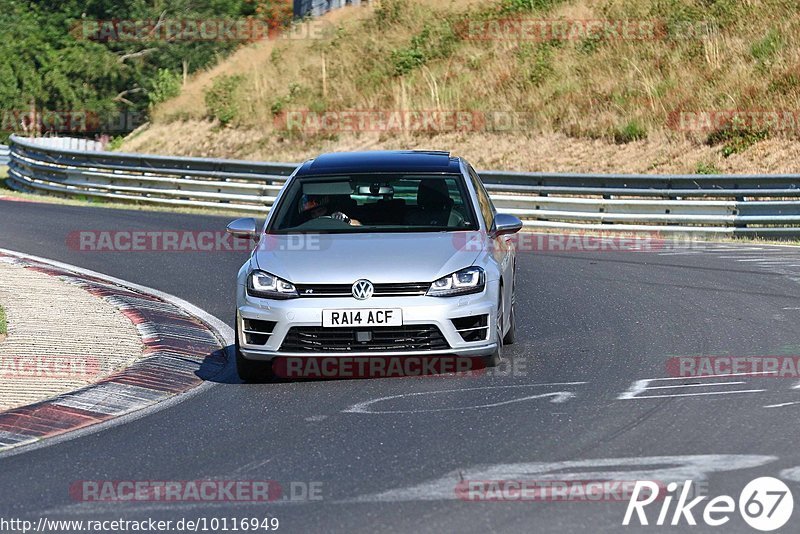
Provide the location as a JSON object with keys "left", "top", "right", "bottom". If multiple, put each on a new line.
{"left": 744, "top": 261, "right": 799, "bottom": 265}
{"left": 717, "top": 255, "right": 784, "bottom": 262}
{"left": 657, "top": 252, "right": 698, "bottom": 256}
{"left": 618, "top": 374, "right": 770, "bottom": 400}
{"left": 349, "top": 455, "right": 777, "bottom": 503}
{"left": 626, "top": 390, "right": 764, "bottom": 400}
{"left": 343, "top": 382, "right": 586, "bottom": 414}
{"left": 641, "top": 381, "right": 748, "bottom": 390}
{"left": 764, "top": 402, "right": 800, "bottom": 408}
{"left": 780, "top": 467, "right": 800, "bottom": 483}
{"left": 633, "top": 371, "right": 779, "bottom": 381}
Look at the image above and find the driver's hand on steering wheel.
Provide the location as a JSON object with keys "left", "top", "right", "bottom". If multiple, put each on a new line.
{"left": 330, "top": 211, "right": 361, "bottom": 226}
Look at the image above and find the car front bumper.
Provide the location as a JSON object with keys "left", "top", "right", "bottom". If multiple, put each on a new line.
{"left": 236, "top": 283, "right": 499, "bottom": 362}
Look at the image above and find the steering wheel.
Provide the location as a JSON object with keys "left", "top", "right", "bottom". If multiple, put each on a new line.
{"left": 319, "top": 212, "right": 352, "bottom": 224}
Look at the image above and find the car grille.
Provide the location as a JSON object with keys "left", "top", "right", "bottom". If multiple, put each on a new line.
{"left": 294, "top": 282, "right": 430, "bottom": 298}
{"left": 280, "top": 325, "right": 450, "bottom": 352}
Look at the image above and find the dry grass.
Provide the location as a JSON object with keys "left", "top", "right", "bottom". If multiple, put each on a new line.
{"left": 122, "top": 122, "right": 800, "bottom": 174}
{"left": 125, "top": 0, "right": 800, "bottom": 171}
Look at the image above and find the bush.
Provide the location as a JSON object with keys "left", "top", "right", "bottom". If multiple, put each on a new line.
{"left": 695, "top": 161, "right": 720, "bottom": 175}
{"left": 391, "top": 21, "right": 458, "bottom": 76}
{"left": 613, "top": 120, "right": 647, "bottom": 144}
{"left": 750, "top": 29, "right": 782, "bottom": 64}
{"left": 706, "top": 117, "right": 768, "bottom": 157}
{"left": 148, "top": 69, "right": 181, "bottom": 107}
{"left": 204, "top": 75, "right": 244, "bottom": 126}
{"left": 107, "top": 136, "right": 125, "bottom": 151}
{"left": 373, "top": 0, "right": 408, "bottom": 28}
{"left": 516, "top": 43, "right": 555, "bottom": 87}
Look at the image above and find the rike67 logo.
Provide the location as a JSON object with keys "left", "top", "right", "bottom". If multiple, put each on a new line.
{"left": 624, "top": 477, "right": 793, "bottom": 531}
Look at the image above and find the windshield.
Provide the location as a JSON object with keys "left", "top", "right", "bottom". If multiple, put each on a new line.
{"left": 268, "top": 174, "right": 478, "bottom": 233}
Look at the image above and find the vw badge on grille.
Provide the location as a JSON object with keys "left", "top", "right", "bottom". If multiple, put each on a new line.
{"left": 352, "top": 279, "right": 374, "bottom": 300}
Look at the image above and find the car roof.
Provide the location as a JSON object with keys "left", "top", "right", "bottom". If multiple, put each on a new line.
{"left": 296, "top": 150, "right": 463, "bottom": 176}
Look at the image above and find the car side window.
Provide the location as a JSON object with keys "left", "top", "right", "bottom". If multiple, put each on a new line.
{"left": 468, "top": 166, "right": 496, "bottom": 229}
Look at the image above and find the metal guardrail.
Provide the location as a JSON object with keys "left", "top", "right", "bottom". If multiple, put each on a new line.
{"left": 27, "top": 137, "right": 105, "bottom": 152}
{"left": 6, "top": 134, "right": 800, "bottom": 236}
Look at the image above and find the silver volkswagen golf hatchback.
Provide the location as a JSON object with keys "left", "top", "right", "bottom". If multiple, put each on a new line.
{"left": 226, "top": 151, "right": 522, "bottom": 381}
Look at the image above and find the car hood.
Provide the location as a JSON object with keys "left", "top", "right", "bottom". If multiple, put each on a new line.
{"left": 253, "top": 232, "right": 483, "bottom": 284}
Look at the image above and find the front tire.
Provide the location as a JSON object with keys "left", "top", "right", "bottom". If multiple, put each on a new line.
{"left": 503, "top": 281, "right": 516, "bottom": 345}
{"left": 484, "top": 289, "right": 504, "bottom": 367}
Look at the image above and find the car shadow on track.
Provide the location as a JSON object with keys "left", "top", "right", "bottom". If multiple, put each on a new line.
{"left": 195, "top": 346, "right": 503, "bottom": 385}
{"left": 195, "top": 345, "right": 238, "bottom": 384}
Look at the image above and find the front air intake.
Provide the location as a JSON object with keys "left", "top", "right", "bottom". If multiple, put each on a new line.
{"left": 451, "top": 314, "right": 489, "bottom": 342}
{"left": 242, "top": 318, "right": 277, "bottom": 346}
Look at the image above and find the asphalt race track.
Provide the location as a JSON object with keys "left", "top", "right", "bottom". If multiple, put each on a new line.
{"left": 1, "top": 198, "right": 800, "bottom": 533}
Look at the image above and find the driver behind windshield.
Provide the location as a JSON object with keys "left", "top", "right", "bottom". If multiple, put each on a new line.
{"left": 298, "top": 194, "right": 361, "bottom": 226}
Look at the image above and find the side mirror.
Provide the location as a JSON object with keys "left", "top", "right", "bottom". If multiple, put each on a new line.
{"left": 492, "top": 213, "right": 523, "bottom": 237}
{"left": 226, "top": 218, "right": 258, "bottom": 239}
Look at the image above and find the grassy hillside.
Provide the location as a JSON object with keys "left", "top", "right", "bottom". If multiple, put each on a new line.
{"left": 122, "top": 0, "right": 800, "bottom": 173}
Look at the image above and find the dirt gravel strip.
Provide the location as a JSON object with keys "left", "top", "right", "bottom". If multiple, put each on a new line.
{"left": 0, "top": 251, "right": 228, "bottom": 452}
{"left": 0, "top": 259, "right": 143, "bottom": 409}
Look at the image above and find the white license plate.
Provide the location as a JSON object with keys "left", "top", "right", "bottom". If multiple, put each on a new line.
{"left": 322, "top": 309, "right": 403, "bottom": 328}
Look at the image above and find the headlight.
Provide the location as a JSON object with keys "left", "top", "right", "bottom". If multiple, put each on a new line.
{"left": 427, "top": 267, "right": 485, "bottom": 297}
{"left": 247, "top": 270, "right": 298, "bottom": 299}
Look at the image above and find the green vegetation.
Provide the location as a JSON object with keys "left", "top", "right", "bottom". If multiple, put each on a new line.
{"left": 0, "top": 0, "right": 292, "bottom": 141}
{"left": 695, "top": 161, "right": 721, "bottom": 175}
{"left": 707, "top": 118, "right": 770, "bottom": 157}
{"left": 0, "top": 304, "right": 6, "bottom": 337}
{"left": 204, "top": 75, "right": 245, "bottom": 126}
{"left": 148, "top": 69, "right": 183, "bottom": 107}
{"left": 613, "top": 120, "right": 648, "bottom": 144}
{"left": 106, "top": 136, "right": 126, "bottom": 151}
{"left": 391, "top": 21, "right": 458, "bottom": 76}
{"left": 750, "top": 28, "right": 783, "bottom": 65}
